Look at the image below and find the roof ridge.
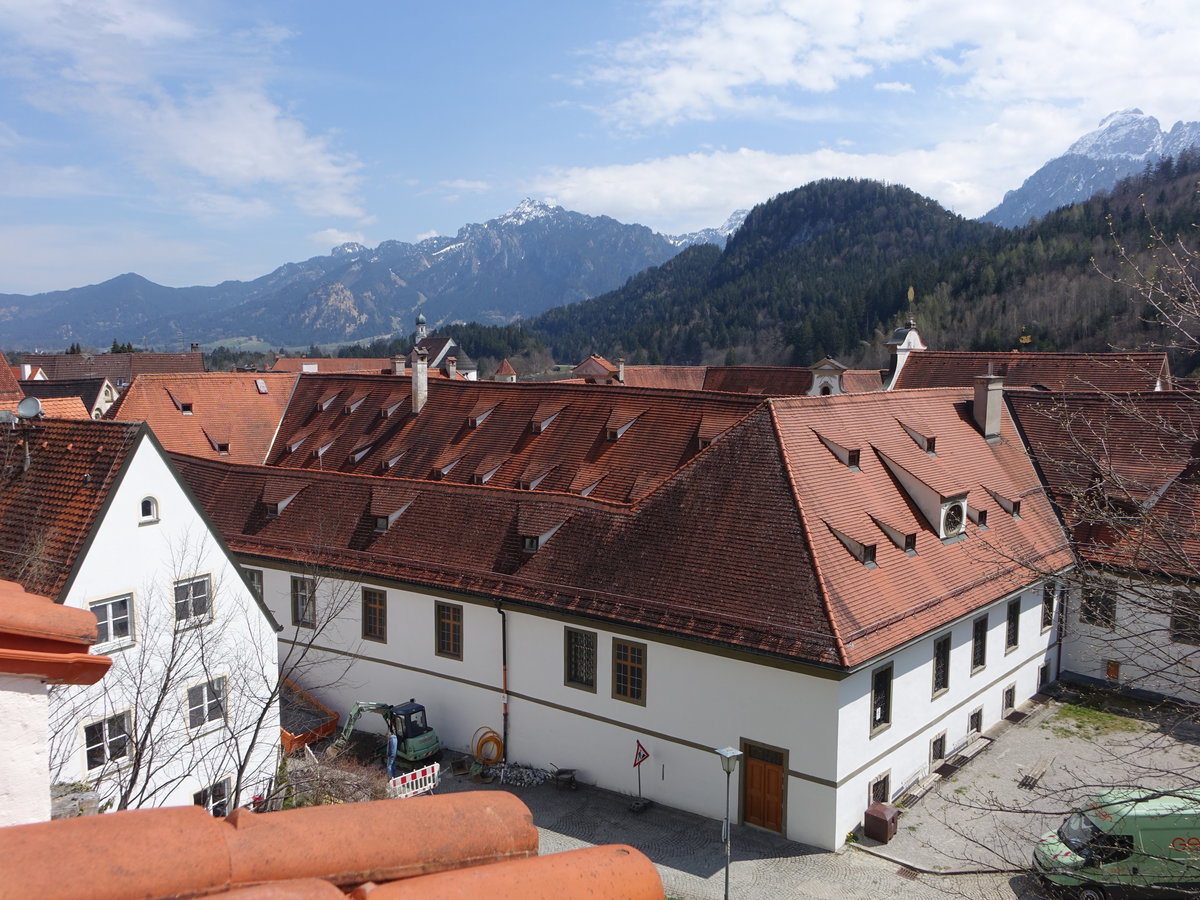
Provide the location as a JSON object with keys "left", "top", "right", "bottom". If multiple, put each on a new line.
{"left": 766, "top": 402, "right": 848, "bottom": 667}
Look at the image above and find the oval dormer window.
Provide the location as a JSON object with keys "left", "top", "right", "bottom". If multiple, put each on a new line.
{"left": 942, "top": 502, "right": 964, "bottom": 538}
{"left": 140, "top": 496, "right": 159, "bottom": 523}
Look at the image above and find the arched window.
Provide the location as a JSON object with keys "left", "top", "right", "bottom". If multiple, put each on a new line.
{"left": 140, "top": 497, "right": 159, "bottom": 522}
{"left": 819, "top": 384, "right": 832, "bottom": 396}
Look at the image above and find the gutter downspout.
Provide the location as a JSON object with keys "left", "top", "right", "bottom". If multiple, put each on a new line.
{"left": 496, "top": 600, "right": 509, "bottom": 763}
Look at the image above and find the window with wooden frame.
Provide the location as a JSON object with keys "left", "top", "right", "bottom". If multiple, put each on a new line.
{"left": 612, "top": 639, "right": 646, "bottom": 705}
{"left": 1041, "top": 582, "right": 1057, "bottom": 632}
{"left": 1170, "top": 597, "right": 1200, "bottom": 646}
{"left": 1005, "top": 598, "right": 1021, "bottom": 651}
{"left": 564, "top": 628, "right": 597, "bottom": 691}
{"left": 362, "top": 587, "right": 387, "bottom": 642}
{"left": 435, "top": 602, "right": 463, "bottom": 659}
{"left": 971, "top": 615, "right": 988, "bottom": 672}
{"left": 244, "top": 568, "right": 263, "bottom": 602}
{"left": 870, "top": 664, "right": 893, "bottom": 734}
{"left": 1080, "top": 588, "right": 1117, "bottom": 631}
{"left": 932, "top": 634, "right": 951, "bottom": 696}
{"left": 291, "top": 576, "right": 316, "bottom": 628}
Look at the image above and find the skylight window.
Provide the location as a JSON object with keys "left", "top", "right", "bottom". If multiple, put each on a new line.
{"left": 255, "top": 379, "right": 268, "bottom": 395}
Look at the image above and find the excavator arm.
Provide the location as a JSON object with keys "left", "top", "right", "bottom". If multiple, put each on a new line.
{"left": 330, "top": 701, "right": 394, "bottom": 750}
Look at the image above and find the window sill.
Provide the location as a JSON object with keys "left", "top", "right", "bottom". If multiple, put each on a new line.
{"left": 362, "top": 634, "right": 388, "bottom": 644}
{"left": 931, "top": 687, "right": 949, "bottom": 701}
{"left": 869, "top": 722, "right": 891, "bottom": 739}
{"left": 137, "top": 518, "right": 160, "bottom": 527}
{"left": 1004, "top": 643, "right": 1019, "bottom": 655}
{"left": 612, "top": 694, "right": 646, "bottom": 707}
{"left": 189, "top": 722, "right": 225, "bottom": 741}
{"left": 565, "top": 681, "right": 598, "bottom": 694}
{"left": 175, "top": 616, "right": 213, "bottom": 633}
{"left": 971, "top": 664, "right": 986, "bottom": 676}
{"left": 93, "top": 638, "right": 136, "bottom": 654}
{"left": 435, "top": 652, "right": 463, "bottom": 661}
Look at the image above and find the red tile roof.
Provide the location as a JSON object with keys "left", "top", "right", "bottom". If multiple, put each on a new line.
{"left": 262, "top": 375, "right": 763, "bottom": 505}
{"left": 573, "top": 365, "right": 883, "bottom": 395}
{"left": 0, "top": 792, "right": 661, "bottom": 900}
{"left": 108, "top": 373, "right": 298, "bottom": 465}
{"left": 0, "top": 397, "right": 91, "bottom": 419}
{"left": 174, "top": 387, "right": 1069, "bottom": 669}
{"left": 495, "top": 359, "right": 517, "bottom": 377}
{"left": 0, "top": 353, "right": 23, "bottom": 401}
{"left": 24, "top": 351, "right": 206, "bottom": 382}
{"left": 0, "top": 418, "right": 143, "bottom": 599}
{"left": 893, "top": 351, "right": 1169, "bottom": 391}
{"left": 1008, "top": 390, "right": 1200, "bottom": 576}
{"left": 771, "top": 388, "right": 1073, "bottom": 664}
{"left": 271, "top": 357, "right": 395, "bottom": 374}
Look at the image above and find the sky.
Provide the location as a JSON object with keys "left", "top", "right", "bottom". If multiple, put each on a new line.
{"left": 2, "top": 0, "right": 1199, "bottom": 295}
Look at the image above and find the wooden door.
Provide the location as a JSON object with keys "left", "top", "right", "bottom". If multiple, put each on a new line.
{"left": 742, "top": 743, "right": 785, "bottom": 832}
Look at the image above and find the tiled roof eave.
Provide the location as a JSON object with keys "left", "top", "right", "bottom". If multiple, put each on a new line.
{"left": 229, "top": 533, "right": 842, "bottom": 667}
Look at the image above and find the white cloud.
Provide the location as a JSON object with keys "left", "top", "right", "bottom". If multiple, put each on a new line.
{"left": 0, "top": 0, "right": 364, "bottom": 220}
{"left": 415, "top": 229, "right": 441, "bottom": 241}
{"left": 875, "top": 82, "right": 914, "bottom": 94}
{"left": 587, "top": 0, "right": 1200, "bottom": 131}
{"left": 530, "top": 105, "right": 1073, "bottom": 232}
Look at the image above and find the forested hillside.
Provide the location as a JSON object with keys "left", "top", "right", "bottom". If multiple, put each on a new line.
{"left": 435, "top": 160, "right": 1200, "bottom": 375}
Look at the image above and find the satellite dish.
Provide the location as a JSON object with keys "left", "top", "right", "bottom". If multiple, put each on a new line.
{"left": 16, "top": 396, "right": 43, "bottom": 419}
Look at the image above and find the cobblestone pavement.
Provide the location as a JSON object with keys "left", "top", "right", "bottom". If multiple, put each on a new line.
{"left": 437, "top": 765, "right": 1029, "bottom": 899}
{"left": 425, "top": 691, "right": 1200, "bottom": 898}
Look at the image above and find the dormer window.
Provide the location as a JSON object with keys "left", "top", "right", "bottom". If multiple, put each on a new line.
{"left": 871, "top": 515, "right": 916, "bottom": 555}
{"left": 381, "top": 398, "right": 405, "bottom": 419}
{"left": 530, "top": 403, "right": 563, "bottom": 434}
{"left": 968, "top": 506, "right": 989, "bottom": 529}
{"left": 605, "top": 408, "right": 641, "bottom": 442}
{"left": 374, "top": 516, "right": 390, "bottom": 533}
{"left": 350, "top": 442, "right": 373, "bottom": 463}
{"left": 312, "top": 441, "right": 334, "bottom": 459}
{"left": 140, "top": 496, "right": 159, "bottom": 523}
{"left": 180, "top": 402, "right": 193, "bottom": 415}
{"left": 522, "top": 536, "right": 540, "bottom": 553}
{"left": 433, "top": 457, "right": 461, "bottom": 480}
{"left": 468, "top": 404, "right": 496, "bottom": 428}
{"left": 985, "top": 488, "right": 1022, "bottom": 519}
{"left": 828, "top": 524, "right": 877, "bottom": 568}
{"left": 815, "top": 431, "right": 861, "bottom": 470}
{"left": 344, "top": 394, "right": 367, "bottom": 414}
{"left": 520, "top": 466, "right": 555, "bottom": 491}
{"left": 382, "top": 451, "right": 406, "bottom": 471}
{"left": 898, "top": 419, "right": 936, "bottom": 455}
{"left": 317, "top": 391, "right": 339, "bottom": 412}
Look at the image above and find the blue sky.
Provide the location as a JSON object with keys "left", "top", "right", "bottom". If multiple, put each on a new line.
{"left": 2, "top": 0, "right": 1199, "bottom": 294}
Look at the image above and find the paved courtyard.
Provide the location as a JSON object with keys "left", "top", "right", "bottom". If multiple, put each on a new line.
{"left": 427, "top": 690, "right": 1200, "bottom": 898}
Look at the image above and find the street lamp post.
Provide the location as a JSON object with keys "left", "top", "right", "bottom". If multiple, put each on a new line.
{"left": 716, "top": 746, "right": 743, "bottom": 900}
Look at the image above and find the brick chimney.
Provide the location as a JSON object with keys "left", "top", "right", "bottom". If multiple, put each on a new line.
{"left": 392, "top": 354, "right": 406, "bottom": 376}
{"left": 412, "top": 348, "right": 428, "bottom": 414}
{"left": 973, "top": 374, "right": 1003, "bottom": 440}
{"left": 616, "top": 358, "right": 625, "bottom": 384}
{"left": 446, "top": 356, "right": 457, "bottom": 380}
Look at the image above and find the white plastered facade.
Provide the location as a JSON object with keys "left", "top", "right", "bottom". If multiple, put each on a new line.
{"left": 48, "top": 434, "right": 280, "bottom": 812}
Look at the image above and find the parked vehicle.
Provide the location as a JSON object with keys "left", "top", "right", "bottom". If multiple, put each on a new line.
{"left": 327, "top": 699, "right": 441, "bottom": 767}
{"left": 1033, "top": 789, "right": 1200, "bottom": 899}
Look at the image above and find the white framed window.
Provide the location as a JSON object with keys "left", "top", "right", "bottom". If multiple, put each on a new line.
{"left": 90, "top": 594, "right": 133, "bottom": 648}
{"left": 84, "top": 710, "right": 131, "bottom": 771}
{"left": 292, "top": 576, "right": 316, "bottom": 628}
{"left": 139, "top": 496, "right": 159, "bottom": 523}
{"left": 194, "top": 777, "right": 231, "bottom": 817}
{"left": 187, "top": 677, "right": 226, "bottom": 731}
{"left": 174, "top": 576, "right": 212, "bottom": 627}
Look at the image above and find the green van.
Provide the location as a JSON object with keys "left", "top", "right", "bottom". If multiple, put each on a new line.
{"left": 1033, "top": 789, "right": 1200, "bottom": 899}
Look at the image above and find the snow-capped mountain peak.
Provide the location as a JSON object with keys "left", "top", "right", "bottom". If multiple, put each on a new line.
{"left": 493, "top": 198, "right": 557, "bottom": 227}
{"left": 331, "top": 241, "right": 368, "bottom": 257}
{"left": 1066, "top": 108, "right": 1163, "bottom": 160}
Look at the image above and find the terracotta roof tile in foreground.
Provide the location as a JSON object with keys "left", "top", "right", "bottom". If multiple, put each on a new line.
{"left": 109, "top": 372, "right": 298, "bottom": 465}
{"left": 893, "top": 350, "right": 1169, "bottom": 391}
{"left": 0, "top": 792, "right": 662, "bottom": 900}
{"left": 0, "top": 418, "right": 142, "bottom": 598}
{"left": 0, "top": 579, "right": 111, "bottom": 684}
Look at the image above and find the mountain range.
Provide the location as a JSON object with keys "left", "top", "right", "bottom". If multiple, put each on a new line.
{"left": 4, "top": 109, "right": 1200, "bottom": 355}
{"left": 981, "top": 109, "right": 1200, "bottom": 227}
{"left": 0, "top": 201, "right": 747, "bottom": 351}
